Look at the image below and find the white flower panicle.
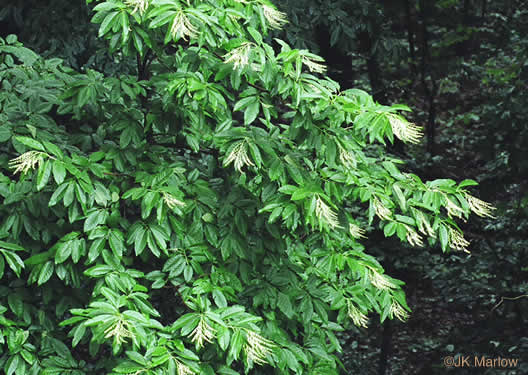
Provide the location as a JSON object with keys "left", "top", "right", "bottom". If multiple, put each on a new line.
{"left": 369, "top": 268, "right": 395, "bottom": 290}
{"left": 338, "top": 146, "right": 357, "bottom": 169}
{"left": 464, "top": 193, "right": 496, "bottom": 218}
{"left": 302, "top": 56, "right": 327, "bottom": 73}
{"left": 390, "top": 300, "right": 409, "bottom": 321}
{"left": 315, "top": 196, "right": 341, "bottom": 229}
{"left": 9, "top": 151, "right": 46, "bottom": 174}
{"left": 223, "top": 42, "right": 253, "bottom": 69}
{"left": 125, "top": 0, "right": 149, "bottom": 15}
{"left": 170, "top": 10, "right": 198, "bottom": 41}
{"left": 223, "top": 140, "right": 254, "bottom": 172}
{"left": 261, "top": 4, "right": 288, "bottom": 29}
{"left": 162, "top": 192, "right": 185, "bottom": 209}
{"left": 448, "top": 227, "right": 471, "bottom": 253}
{"left": 414, "top": 210, "right": 436, "bottom": 238}
{"left": 104, "top": 316, "right": 133, "bottom": 345}
{"left": 387, "top": 113, "right": 423, "bottom": 144}
{"left": 347, "top": 301, "right": 369, "bottom": 328}
{"left": 244, "top": 330, "right": 274, "bottom": 365}
{"left": 176, "top": 361, "right": 194, "bottom": 375}
{"left": 373, "top": 197, "right": 392, "bottom": 221}
{"left": 349, "top": 222, "right": 367, "bottom": 239}
{"left": 405, "top": 225, "right": 424, "bottom": 247}
{"left": 189, "top": 316, "right": 215, "bottom": 349}
{"left": 444, "top": 195, "right": 465, "bottom": 219}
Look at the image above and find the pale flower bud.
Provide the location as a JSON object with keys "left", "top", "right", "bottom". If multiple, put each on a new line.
{"left": 189, "top": 316, "right": 215, "bottom": 349}
{"left": 261, "top": 5, "right": 288, "bottom": 29}
{"left": 464, "top": 193, "right": 496, "bottom": 218}
{"left": 448, "top": 227, "right": 471, "bottom": 253}
{"left": 347, "top": 300, "right": 369, "bottom": 328}
{"left": 170, "top": 10, "right": 198, "bottom": 41}
{"left": 9, "top": 151, "right": 47, "bottom": 174}
{"left": 244, "top": 330, "right": 274, "bottom": 365}
{"left": 390, "top": 300, "right": 409, "bottom": 321}
{"left": 223, "top": 140, "right": 255, "bottom": 172}
{"left": 387, "top": 113, "right": 423, "bottom": 144}
{"left": 315, "top": 196, "right": 341, "bottom": 229}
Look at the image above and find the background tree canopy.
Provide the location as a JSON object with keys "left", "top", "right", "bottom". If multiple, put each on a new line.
{"left": 0, "top": 0, "right": 526, "bottom": 374}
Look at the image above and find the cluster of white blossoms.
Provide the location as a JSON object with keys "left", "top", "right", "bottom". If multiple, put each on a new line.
{"left": 223, "top": 42, "right": 253, "bottom": 69}
{"left": 189, "top": 316, "right": 215, "bottom": 349}
{"left": 175, "top": 361, "right": 194, "bottom": 375}
{"left": 223, "top": 140, "right": 254, "bottom": 172}
{"left": 405, "top": 225, "right": 424, "bottom": 247}
{"left": 261, "top": 4, "right": 288, "bottom": 29}
{"left": 389, "top": 300, "right": 409, "bottom": 321}
{"left": 448, "top": 226, "right": 471, "bottom": 253}
{"left": 162, "top": 192, "right": 185, "bottom": 209}
{"left": 244, "top": 330, "right": 274, "bottom": 365}
{"left": 386, "top": 113, "right": 423, "bottom": 144}
{"left": 464, "top": 192, "right": 496, "bottom": 218}
{"left": 444, "top": 194, "right": 466, "bottom": 219}
{"left": 373, "top": 197, "right": 392, "bottom": 221}
{"left": 414, "top": 209, "right": 436, "bottom": 238}
{"left": 302, "top": 56, "right": 327, "bottom": 74}
{"left": 369, "top": 268, "right": 396, "bottom": 290}
{"left": 347, "top": 300, "right": 369, "bottom": 328}
{"left": 9, "top": 151, "right": 47, "bottom": 174}
{"left": 103, "top": 316, "right": 133, "bottom": 345}
{"left": 170, "top": 10, "right": 198, "bottom": 41}
{"left": 315, "top": 196, "right": 341, "bottom": 229}
{"left": 124, "top": 0, "right": 149, "bottom": 15}
{"left": 338, "top": 145, "right": 357, "bottom": 169}
{"left": 349, "top": 222, "right": 367, "bottom": 239}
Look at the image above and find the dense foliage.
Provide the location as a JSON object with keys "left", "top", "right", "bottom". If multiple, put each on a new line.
{"left": 0, "top": 0, "right": 500, "bottom": 374}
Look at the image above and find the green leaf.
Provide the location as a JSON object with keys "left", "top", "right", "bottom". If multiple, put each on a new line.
{"left": 0, "top": 126, "right": 12, "bottom": 142}
{"left": 291, "top": 188, "right": 312, "bottom": 201}
{"left": 54, "top": 242, "right": 72, "bottom": 264}
{"left": 6, "top": 354, "right": 19, "bottom": 375}
{"left": 8, "top": 294, "right": 23, "bottom": 316}
{"left": 37, "top": 261, "right": 54, "bottom": 285}
{"left": 244, "top": 100, "right": 260, "bottom": 125}
{"left": 99, "top": 11, "right": 120, "bottom": 37}
{"left": 71, "top": 324, "right": 87, "bottom": 347}
{"left": 212, "top": 289, "right": 228, "bottom": 308}
{"left": 36, "top": 159, "right": 52, "bottom": 191}
{"left": 218, "top": 327, "right": 231, "bottom": 351}
{"left": 172, "top": 313, "right": 200, "bottom": 333}
{"left": 84, "top": 265, "right": 115, "bottom": 277}
{"left": 458, "top": 179, "right": 479, "bottom": 189}
{"left": 52, "top": 161, "right": 67, "bottom": 185}
{"left": 63, "top": 182, "right": 75, "bottom": 207}
{"left": 108, "top": 229, "right": 125, "bottom": 258}
{"left": 134, "top": 227, "right": 147, "bottom": 256}
{"left": 15, "top": 136, "right": 45, "bottom": 151}
{"left": 277, "top": 292, "right": 294, "bottom": 318}
{"left": 77, "top": 85, "right": 95, "bottom": 107}
{"left": 84, "top": 210, "right": 107, "bottom": 232}
{"left": 247, "top": 26, "right": 263, "bottom": 45}
{"left": 392, "top": 183, "right": 406, "bottom": 211}
{"left": 1, "top": 250, "right": 24, "bottom": 277}
{"left": 49, "top": 182, "right": 69, "bottom": 206}
{"left": 383, "top": 221, "right": 396, "bottom": 237}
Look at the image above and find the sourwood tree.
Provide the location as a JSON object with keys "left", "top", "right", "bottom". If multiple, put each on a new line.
{"left": 0, "top": 0, "right": 494, "bottom": 374}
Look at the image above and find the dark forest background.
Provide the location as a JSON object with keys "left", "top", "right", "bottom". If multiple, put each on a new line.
{"left": 1, "top": 0, "right": 526, "bottom": 373}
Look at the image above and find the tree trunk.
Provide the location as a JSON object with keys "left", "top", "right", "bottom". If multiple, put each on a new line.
{"left": 404, "top": 0, "right": 416, "bottom": 74}
{"left": 419, "top": 0, "right": 438, "bottom": 155}
{"left": 378, "top": 320, "right": 393, "bottom": 375}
